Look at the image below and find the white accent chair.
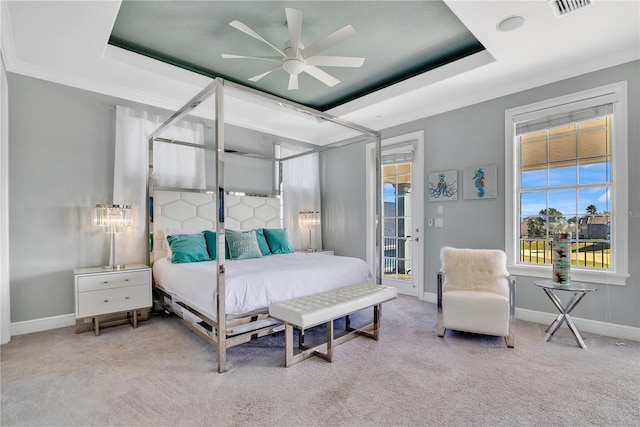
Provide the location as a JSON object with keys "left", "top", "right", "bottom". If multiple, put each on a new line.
{"left": 437, "top": 247, "right": 516, "bottom": 347}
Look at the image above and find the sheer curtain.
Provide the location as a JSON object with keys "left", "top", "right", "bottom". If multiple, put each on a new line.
{"left": 281, "top": 143, "right": 322, "bottom": 251}
{"left": 113, "top": 106, "right": 204, "bottom": 265}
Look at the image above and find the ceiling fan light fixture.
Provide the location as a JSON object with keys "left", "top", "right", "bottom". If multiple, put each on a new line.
{"left": 282, "top": 58, "right": 305, "bottom": 75}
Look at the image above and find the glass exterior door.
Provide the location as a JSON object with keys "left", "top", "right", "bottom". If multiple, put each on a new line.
{"left": 383, "top": 162, "right": 414, "bottom": 289}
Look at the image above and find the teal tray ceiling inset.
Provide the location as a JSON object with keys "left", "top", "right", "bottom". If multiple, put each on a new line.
{"left": 109, "top": 1, "right": 485, "bottom": 111}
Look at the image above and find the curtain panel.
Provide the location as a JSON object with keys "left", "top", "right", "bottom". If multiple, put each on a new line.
{"left": 113, "top": 106, "right": 204, "bottom": 265}
{"left": 281, "top": 143, "right": 322, "bottom": 251}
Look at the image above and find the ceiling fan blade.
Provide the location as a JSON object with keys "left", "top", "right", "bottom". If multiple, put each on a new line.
{"left": 248, "top": 66, "right": 280, "bottom": 82}
{"left": 221, "top": 54, "right": 282, "bottom": 62}
{"left": 229, "top": 20, "right": 286, "bottom": 57}
{"left": 302, "top": 25, "right": 356, "bottom": 60}
{"left": 306, "top": 55, "right": 364, "bottom": 68}
{"left": 285, "top": 8, "right": 303, "bottom": 54}
{"left": 303, "top": 65, "right": 340, "bottom": 87}
{"left": 288, "top": 74, "right": 299, "bottom": 90}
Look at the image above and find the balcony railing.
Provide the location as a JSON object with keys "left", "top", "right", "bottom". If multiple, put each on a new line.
{"left": 519, "top": 238, "right": 611, "bottom": 269}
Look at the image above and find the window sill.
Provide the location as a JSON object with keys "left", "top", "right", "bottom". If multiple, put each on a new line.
{"left": 507, "top": 264, "right": 629, "bottom": 286}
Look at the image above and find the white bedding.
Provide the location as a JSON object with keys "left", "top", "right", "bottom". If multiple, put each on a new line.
{"left": 153, "top": 252, "right": 373, "bottom": 321}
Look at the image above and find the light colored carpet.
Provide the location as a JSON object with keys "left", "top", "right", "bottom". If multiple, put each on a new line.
{"left": 1, "top": 296, "right": 638, "bottom": 427}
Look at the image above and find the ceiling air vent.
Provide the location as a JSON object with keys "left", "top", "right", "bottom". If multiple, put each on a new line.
{"left": 549, "top": 0, "right": 594, "bottom": 17}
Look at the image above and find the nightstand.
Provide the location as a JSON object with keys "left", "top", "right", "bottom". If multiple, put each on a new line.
{"left": 74, "top": 264, "right": 152, "bottom": 335}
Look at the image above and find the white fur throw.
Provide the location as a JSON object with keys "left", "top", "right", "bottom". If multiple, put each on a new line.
{"left": 440, "top": 247, "right": 510, "bottom": 298}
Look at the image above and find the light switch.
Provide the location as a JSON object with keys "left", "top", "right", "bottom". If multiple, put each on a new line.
{"left": 437, "top": 205, "right": 444, "bottom": 215}
{"left": 434, "top": 218, "right": 444, "bottom": 228}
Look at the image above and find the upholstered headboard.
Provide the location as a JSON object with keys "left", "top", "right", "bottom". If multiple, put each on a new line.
{"left": 152, "top": 190, "right": 281, "bottom": 262}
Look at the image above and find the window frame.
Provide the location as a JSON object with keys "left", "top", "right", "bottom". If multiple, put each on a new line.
{"left": 505, "top": 82, "right": 629, "bottom": 285}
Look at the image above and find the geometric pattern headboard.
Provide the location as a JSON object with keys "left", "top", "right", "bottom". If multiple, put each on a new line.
{"left": 152, "top": 190, "right": 281, "bottom": 262}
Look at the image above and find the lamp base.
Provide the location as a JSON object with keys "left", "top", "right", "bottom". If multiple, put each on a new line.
{"left": 103, "top": 264, "right": 126, "bottom": 271}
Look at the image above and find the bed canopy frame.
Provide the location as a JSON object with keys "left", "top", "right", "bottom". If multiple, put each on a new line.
{"left": 147, "top": 78, "right": 381, "bottom": 372}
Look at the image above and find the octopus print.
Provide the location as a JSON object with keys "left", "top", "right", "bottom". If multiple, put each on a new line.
{"left": 429, "top": 173, "right": 457, "bottom": 199}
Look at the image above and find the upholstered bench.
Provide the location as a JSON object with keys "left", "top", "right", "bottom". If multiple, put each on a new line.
{"left": 269, "top": 283, "right": 397, "bottom": 367}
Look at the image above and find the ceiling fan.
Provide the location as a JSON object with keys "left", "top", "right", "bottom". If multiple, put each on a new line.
{"left": 221, "top": 8, "right": 365, "bottom": 90}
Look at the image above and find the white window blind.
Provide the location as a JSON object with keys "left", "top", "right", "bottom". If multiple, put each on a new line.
{"left": 515, "top": 103, "right": 613, "bottom": 136}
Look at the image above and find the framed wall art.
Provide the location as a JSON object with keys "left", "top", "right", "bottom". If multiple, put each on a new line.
{"left": 463, "top": 164, "right": 497, "bottom": 199}
{"left": 428, "top": 169, "right": 457, "bottom": 201}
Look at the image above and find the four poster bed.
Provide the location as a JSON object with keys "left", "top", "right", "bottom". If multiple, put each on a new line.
{"left": 147, "top": 79, "right": 381, "bottom": 372}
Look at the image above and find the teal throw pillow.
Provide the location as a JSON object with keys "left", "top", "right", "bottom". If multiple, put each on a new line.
{"left": 255, "top": 229, "right": 271, "bottom": 256}
{"left": 263, "top": 228, "right": 294, "bottom": 254}
{"left": 167, "top": 234, "right": 211, "bottom": 264}
{"left": 226, "top": 229, "right": 263, "bottom": 260}
{"left": 202, "top": 230, "right": 230, "bottom": 260}
{"left": 202, "top": 230, "right": 216, "bottom": 260}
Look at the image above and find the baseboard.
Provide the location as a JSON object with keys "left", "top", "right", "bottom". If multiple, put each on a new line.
{"left": 423, "top": 292, "right": 437, "bottom": 304}
{"left": 423, "top": 291, "right": 639, "bottom": 342}
{"left": 514, "top": 308, "right": 640, "bottom": 342}
{"left": 11, "top": 298, "right": 640, "bottom": 344}
{"left": 10, "top": 313, "right": 75, "bottom": 337}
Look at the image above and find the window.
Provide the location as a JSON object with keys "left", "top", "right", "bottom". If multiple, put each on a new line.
{"left": 505, "top": 82, "right": 629, "bottom": 285}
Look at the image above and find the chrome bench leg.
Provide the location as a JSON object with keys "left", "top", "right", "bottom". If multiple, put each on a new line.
{"left": 285, "top": 323, "right": 294, "bottom": 368}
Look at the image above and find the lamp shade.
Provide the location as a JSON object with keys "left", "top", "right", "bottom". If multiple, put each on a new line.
{"left": 94, "top": 204, "right": 132, "bottom": 232}
{"left": 299, "top": 211, "right": 320, "bottom": 229}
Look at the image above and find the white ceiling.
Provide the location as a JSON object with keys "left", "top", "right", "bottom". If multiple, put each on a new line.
{"left": 2, "top": 0, "right": 639, "bottom": 138}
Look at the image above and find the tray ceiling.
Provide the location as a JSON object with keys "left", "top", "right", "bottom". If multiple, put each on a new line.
{"left": 109, "top": 1, "right": 484, "bottom": 111}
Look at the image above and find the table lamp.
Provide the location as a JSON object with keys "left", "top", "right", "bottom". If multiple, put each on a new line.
{"left": 94, "top": 204, "right": 132, "bottom": 270}
{"left": 298, "top": 210, "right": 320, "bottom": 252}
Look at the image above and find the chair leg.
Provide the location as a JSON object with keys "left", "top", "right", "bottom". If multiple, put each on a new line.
{"left": 506, "top": 275, "right": 516, "bottom": 348}
{"left": 505, "top": 334, "right": 515, "bottom": 348}
{"left": 437, "top": 272, "right": 445, "bottom": 337}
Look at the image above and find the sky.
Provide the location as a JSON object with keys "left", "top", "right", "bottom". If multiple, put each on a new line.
{"left": 521, "top": 162, "right": 610, "bottom": 218}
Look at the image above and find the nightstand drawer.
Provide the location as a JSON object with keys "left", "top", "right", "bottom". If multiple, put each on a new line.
{"left": 77, "top": 284, "right": 151, "bottom": 318}
{"left": 77, "top": 270, "right": 149, "bottom": 293}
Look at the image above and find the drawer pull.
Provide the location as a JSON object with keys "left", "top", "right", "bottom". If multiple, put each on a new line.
{"left": 124, "top": 279, "right": 129, "bottom": 282}
{"left": 103, "top": 281, "right": 108, "bottom": 284}
{"left": 103, "top": 299, "right": 109, "bottom": 303}
{"left": 125, "top": 296, "right": 130, "bottom": 300}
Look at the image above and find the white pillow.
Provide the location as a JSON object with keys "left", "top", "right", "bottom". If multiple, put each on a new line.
{"left": 163, "top": 228, "right": 199, "bottom": 260}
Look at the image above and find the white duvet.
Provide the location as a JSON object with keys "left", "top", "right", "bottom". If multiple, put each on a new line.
{"left": 153, "top": 252, "right": 373, "bottom": 320}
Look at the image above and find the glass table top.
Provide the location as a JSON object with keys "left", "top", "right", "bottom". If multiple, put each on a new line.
{"left": 533, "top": 280, "right": 598, "bottom": 292}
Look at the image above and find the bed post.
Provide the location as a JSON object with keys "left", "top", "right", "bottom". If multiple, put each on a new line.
{"left": 374, "top": 133, "right": 382, "bottom": 285}
{"left": 215, "top": 78, "right": 228, "bottom": 373}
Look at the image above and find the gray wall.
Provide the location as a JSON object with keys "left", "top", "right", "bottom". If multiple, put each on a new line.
{"left": 7, "top": 73, "right": 283, "bottom": 322}
{"left": 8, "top": 60, "right": 639, "bottom": 328}
{"left": 381, "top": 60, "right": 639, "bottom": 328}
{"left": 9, "top": 73, "right": 117, "bottom": 321}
